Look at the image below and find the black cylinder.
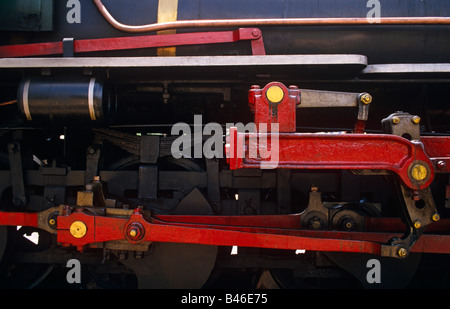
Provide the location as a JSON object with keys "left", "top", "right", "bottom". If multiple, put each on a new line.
{"left": 17, "top": 76, "right": 116, "bottom": 125}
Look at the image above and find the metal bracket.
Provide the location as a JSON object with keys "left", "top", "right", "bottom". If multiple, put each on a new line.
{"left": 296, "top": 88, "right": 372, "bottom": 133}
{"left": 62, "top": 38, "right": 74, "bottom": 57}
{"left": 382, "top": 111, "right": 421, "bottom": 141}
{"left": 138, "top": 135, "right": 160, "bottom": 200}
{"left": 8, "top": 141, "right": 26, "bottom": 207}
{"left": 85, "top": 145, "right": 101, "bottom": 184}
{"left": 382, "top": 183, "right": 440, "bottom": 258}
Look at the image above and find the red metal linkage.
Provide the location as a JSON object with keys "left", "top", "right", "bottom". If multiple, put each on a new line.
{"left": 0, "top": 28, "right": 265, "bottom": 58}
{"left": 0, "top": 211, "right": 37, "bottom": 227}
{"left": 1, "top": 208, "right": 450, "bottom": 255}
{"left": 421, "top": 136, "right": 450, "bottom": 173}
{"left": 226, "top": 130, "right": 440, "bottom": 191}
{"left": 55, "top": 210, "right": 383, "bottom": 254}
{"left": 2, "top": 208, "right": 450, "bottom": 255}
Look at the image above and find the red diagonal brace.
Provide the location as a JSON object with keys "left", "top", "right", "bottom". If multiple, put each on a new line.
{"left": 54, "top": 209, "right": 382, "bottom": 255}
{"left": 0, "top": 28, "right": 265, "bottom": 58}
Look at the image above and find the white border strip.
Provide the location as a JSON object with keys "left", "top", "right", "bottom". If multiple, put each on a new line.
{"left": 0, "top": 55, "right": 368, "bottom": 68}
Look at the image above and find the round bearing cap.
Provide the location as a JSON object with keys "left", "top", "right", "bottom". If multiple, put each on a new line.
{"left": 70, "top": 221, "right": 87, "bottom": 238}
{"left": 266, "top": 85, "right": 284, "bottom": 103}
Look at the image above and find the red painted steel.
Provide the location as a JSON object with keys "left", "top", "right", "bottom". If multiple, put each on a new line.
{"left": 1, "top": 208, "right": 450, "bottom": 255}
{"left": 0, "top": 28, "right": 265, "bottom": 58}
{"left": 226, "top": 130, "right": 437, "bottom": 191}
{"left": 55, "top": 209, "right": 382, "bottom": 254}
{"left": 248, "top": 82, "right": 300, "bottom": 132}
{"left": 422, "top": 136, "right": 450, "bottom": 173}
{"left": 0, "top": 211, "right": 37, "bottom": 227}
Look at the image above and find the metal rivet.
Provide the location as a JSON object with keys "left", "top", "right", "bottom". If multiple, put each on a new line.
{"left": 437, "top": 161, "right": 446, "bottom": 170}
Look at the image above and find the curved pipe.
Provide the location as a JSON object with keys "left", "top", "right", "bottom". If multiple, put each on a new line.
{"left": 93, "top": 0, "right": 450, "bottom": 33}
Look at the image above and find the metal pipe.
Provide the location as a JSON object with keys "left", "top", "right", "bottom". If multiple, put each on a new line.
{"left": 93, "top": 0, "right": 450, "bottom": 33}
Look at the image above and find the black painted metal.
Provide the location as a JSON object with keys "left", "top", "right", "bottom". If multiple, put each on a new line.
{"left": 12, "top": 0, "right": 450, "bottom": 64}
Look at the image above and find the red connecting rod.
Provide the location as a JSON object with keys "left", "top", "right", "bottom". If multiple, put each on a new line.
{"left": 2, "top": 207, "right": 450, "bottom": 256}
{"left": 226, "top": 129, "right": 439, "bottom": 191}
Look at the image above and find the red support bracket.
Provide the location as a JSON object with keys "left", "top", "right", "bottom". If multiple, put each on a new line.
{"left": 0, "top": 28, "right": 265, "bottom": 58}
{"left": 248, "top": 82, "right": 300, "bottom": 132}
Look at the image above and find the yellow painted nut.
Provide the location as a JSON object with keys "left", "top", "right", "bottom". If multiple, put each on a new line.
{"left": 411, "top": 116, "right": 421, "bottom": 124}
{"left": 410, "top": 163, "right": 428, "bottom": 181}
{"left": 129, "top": 229, "right": 138, "bottom": 238}
{"left": 70, "top": 221, "right": 87, "bottom": 238}
{"left": 397, "top": 247, "right": 408, "bottom": 258}
{"left": 392, "top": 116, "right": 401, "bottom": 124}
{"left": 266, "top": 85, "right": 284, "bottom": 103}
{"left": 414, "top": 220, "right": 422, "bottom": 229}
{"left": 49, "top": 218, "right": 56, "bottom": 226}
{"left": 432, "top": 213, "right": 440, "bottom": 222}
{"left": 360, "top": 93, "right": 372, "bottom": 104}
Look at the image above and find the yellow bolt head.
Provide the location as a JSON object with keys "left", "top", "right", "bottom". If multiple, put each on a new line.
{"left": 129, "top": 229, "right": 138, "bottom": 238}
{"left": 414, "top": 220, "right": 422, "bottom": 229}
{"left": 360, "top": 93, "right": 372, "bottom": 104}
{"left": 49, "top": 218, "right": 56, "bottom": 226}
{"left": 397, "top": 247, "right": 408, "bottom": 258}
{"left": 432, "top": 213, "right": 440, "bottom": 222}
{"left": 392, "top": 116, "right": 401, "bottom": 124}
{"left": 411, "top": 116, "right": 421, "bottom": 124}
{"left": 266, "top": 85, "right": 284, "bottom": 103}
{"left": 70, "top": 221, "right": 87, "bottom": 238}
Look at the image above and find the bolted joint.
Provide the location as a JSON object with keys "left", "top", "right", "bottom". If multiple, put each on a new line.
{"left": 397, "top": 247, "right": 408, "bottom": 258}
{"left": 359, "top": 92, "right": 372, "bottom": 105}
{"left": 392, "top": 116, "right": 401, "bottom": 124}
{"left": 126, "top": 222, "right": 145, "bottom": 242}
{"left": 411, "top": 115, "right": 421, "bottom": 125}
{"left": 413, "top": 220, "right": 422, "bottom": 229}
{"left": 432, "top": 213, "right": 440, "bottom": 222}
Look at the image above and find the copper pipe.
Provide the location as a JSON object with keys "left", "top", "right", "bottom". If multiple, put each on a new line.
{"left": 0, "top": 99, "right": 17, "bottom": 107}
{"left": 93, "top": 0, "right": 450, "bottom": 33}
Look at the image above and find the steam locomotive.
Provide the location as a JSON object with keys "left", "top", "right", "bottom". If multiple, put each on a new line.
{"left": 0, "top": 0, "right": 449, "bottom": 289}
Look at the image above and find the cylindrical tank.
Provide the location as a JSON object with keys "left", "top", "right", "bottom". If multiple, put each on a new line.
{"left": 17, "top": 76, "right": 116, "bottom": 125}
{"left": 6, "top": 0, "right": 448, "bottom": 64}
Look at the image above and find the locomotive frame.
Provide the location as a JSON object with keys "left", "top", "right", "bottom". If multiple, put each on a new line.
{"left": 0, "top": 0, "right": 449, "bottom": 289}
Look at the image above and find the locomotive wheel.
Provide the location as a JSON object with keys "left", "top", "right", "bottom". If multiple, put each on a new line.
{"left": 0, "top": 226, "right": 53, "bottom": 288}
{"left": 108, "top": 155, "right": 218, "bottom": 288}
{"left": 119, "top": 188, "right": 218, "bottom": 288}
{"left": 120, "top": 242, "right": 218, "bottom": 289}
